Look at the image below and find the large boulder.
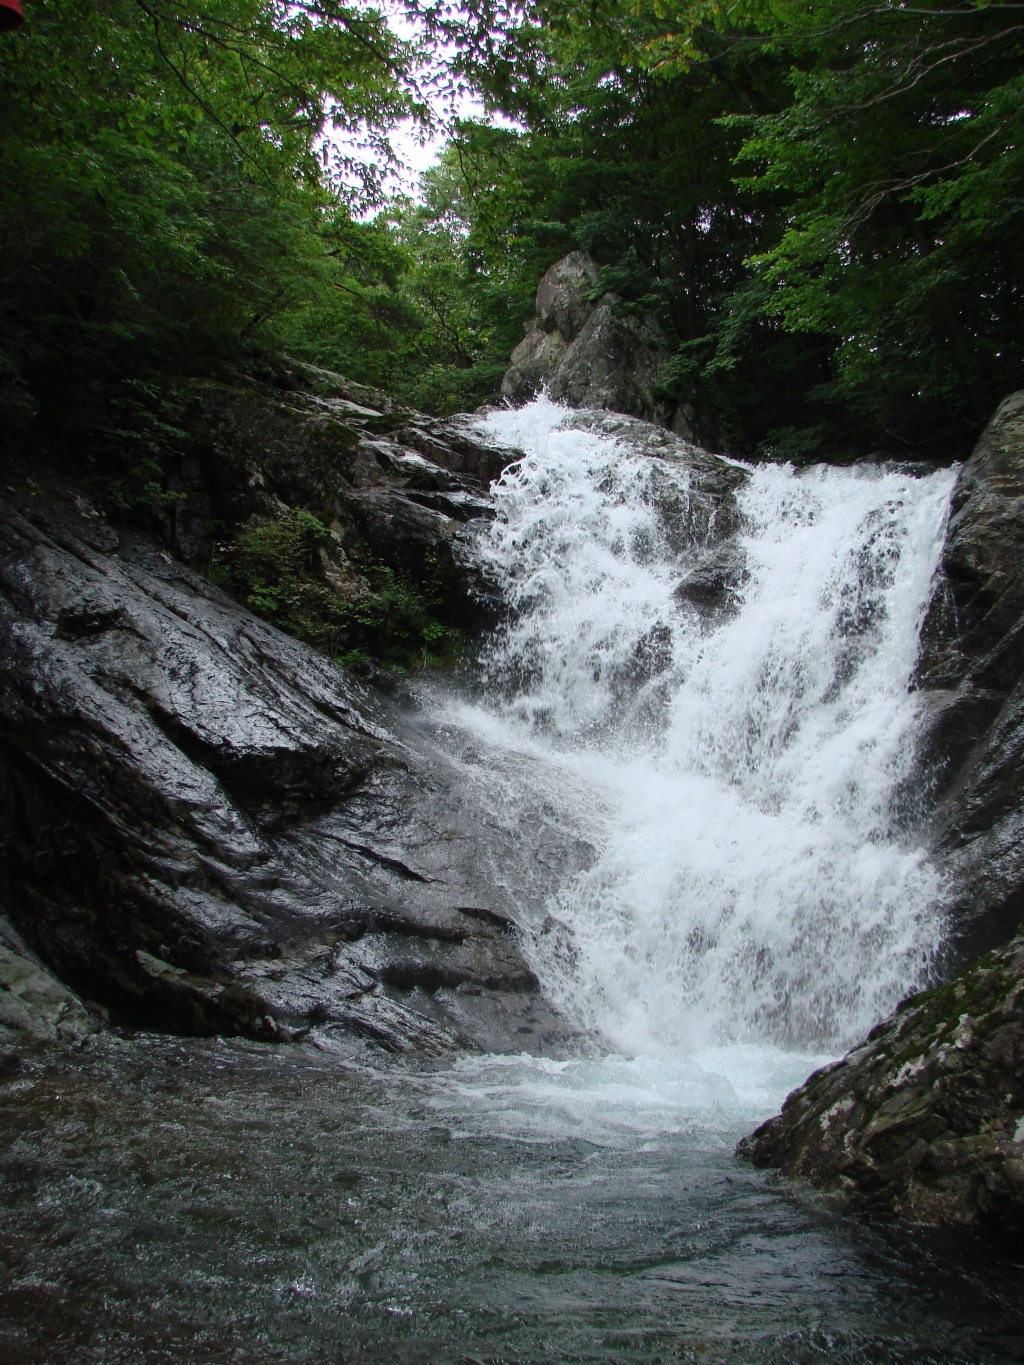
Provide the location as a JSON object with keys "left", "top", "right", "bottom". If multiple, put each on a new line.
{"left": 0, "top": 438, "right": 577, "bottom": 1057}
{"left": 739, "top": 931, "right": 1024, "bottom": 1235}
{"left": 168, "top": 366, "right": 520, "bottom": 627}
{"left": 501, "top": 253, "right": 692, "bottom": 436}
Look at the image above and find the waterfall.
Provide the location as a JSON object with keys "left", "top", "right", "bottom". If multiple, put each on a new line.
{"left": 435, "top": 399, "right": 957, "bottom": 1063}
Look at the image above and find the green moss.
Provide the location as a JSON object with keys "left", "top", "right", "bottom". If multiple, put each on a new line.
{"left": 214, "top": 509, "right": 461, "bottom": 671}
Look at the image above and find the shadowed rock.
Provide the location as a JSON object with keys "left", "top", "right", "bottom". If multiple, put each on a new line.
{"left": 912, "top": 391, "right": 1024, "bottom": 961}
{"left": 0, "top": 444, "right": 576, "bottom": 1057}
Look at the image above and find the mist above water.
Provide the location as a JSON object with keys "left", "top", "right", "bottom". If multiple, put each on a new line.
{"left": 440, "top": 399, "right": 957, "bottom": 1063}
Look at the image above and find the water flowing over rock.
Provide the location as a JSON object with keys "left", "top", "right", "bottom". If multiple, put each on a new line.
{"left": 916, "top": 390, "right": 1024, "bottom": 959}
{"left": 10, "top": 362, "right": 1024, "bottom": 1244}
{"left": 739, "top": 391, "right": 1024, "bottom": 1230}
{"left": 447, "top": 400, "right": 954, "bottom": 1056}
{"left": 500, "top": 253, "right": 692, "bottom": 436}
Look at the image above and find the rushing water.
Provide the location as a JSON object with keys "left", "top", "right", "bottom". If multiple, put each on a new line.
{"left": 4, "top": 400, "right": 1023, "bottom": 1363}
{"left": 441, "top": 399, "right": 956, "bottom": 1061}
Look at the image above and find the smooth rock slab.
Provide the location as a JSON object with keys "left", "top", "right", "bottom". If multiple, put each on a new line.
{"left": 0, "top": 484, "right": 576, "bottom": 1056}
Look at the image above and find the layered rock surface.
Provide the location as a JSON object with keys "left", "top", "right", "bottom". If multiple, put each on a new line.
{"left": 0, "top": 383, "right": 578, "bottom": 1056}
{"left": 168, "top": 363, "right": 520, "bottom": 624}
{"left": 740, "top": 392, "right": 1024, "bottom": 1231}
{"left": 0, "top": 375, "right": 755, "bottom": 1058}
{"left": 0, "top": 916, "right": 98, "bottom": 1050}
{"left": 915, "top": 391, "right": 1024, "bottom": 960}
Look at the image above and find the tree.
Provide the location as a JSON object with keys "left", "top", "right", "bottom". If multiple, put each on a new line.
{"left": 645, "top": 0, "right": 1024, "bottom": 452}
{"left": 0, "top": 0, "right": 421, "bottom": 452}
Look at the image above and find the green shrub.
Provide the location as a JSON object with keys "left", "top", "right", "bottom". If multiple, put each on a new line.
{"left": 218, "top": 510, "right": 460, "bottom": 671}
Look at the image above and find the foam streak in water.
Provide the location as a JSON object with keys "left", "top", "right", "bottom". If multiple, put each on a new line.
{"left": 447, "top": 400, "right": 957, "bottom": 1058}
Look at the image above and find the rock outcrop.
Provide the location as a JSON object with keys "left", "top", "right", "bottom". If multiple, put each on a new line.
{"left": 739, "top": 934, "right": 1024, "bottom": 1235}
{"left": 0, "top": 916, "right": 98, "bottom": 1050}
{"left": 0, "top": 375, "right": 757, "bottom": 1060}
{"left": 0, "top": 391, "right": 579, "bottom": 1057}
{"left": 167, "top": 363, "right": 521, "bottom": 634}
{"left": 915, "top": 391, "right": 1024, "bottom": 961}
{"left": 501, "top": 253, "right": 693, "bottom": 437}
{"left": 739, "top": 392, "right": 1024, "bottom": 1231}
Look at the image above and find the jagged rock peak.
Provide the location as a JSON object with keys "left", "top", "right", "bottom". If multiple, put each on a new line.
{"left": 500, "top": 252, "right": 695, "bottom": 439}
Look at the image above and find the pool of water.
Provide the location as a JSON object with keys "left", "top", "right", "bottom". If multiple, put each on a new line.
{"left": 1, "top": 1034, "right": 1021, "bottom": 1364}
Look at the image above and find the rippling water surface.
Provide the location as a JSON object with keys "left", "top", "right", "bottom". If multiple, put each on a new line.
{"left": 2, "top": 1036, "right": 1023, "bottom": 1363}
{"left": 3, "top": 402, "right": 1022, "bottom": 1361}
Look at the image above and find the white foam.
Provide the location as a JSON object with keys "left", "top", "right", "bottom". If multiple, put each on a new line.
{"left": 422, "top": 1046, "right": 834, "bottom": 1147}
{"left": 437, "top": 400, "right": 957, "bottom": 1060}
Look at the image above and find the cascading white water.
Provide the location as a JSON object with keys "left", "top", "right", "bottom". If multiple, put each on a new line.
{"left": 436, "top": 398, "right": 958, "bottom": 1069}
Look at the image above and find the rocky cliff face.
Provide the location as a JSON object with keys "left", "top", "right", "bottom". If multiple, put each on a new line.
{"left": 500, "top": 253, "right": 694, "bottom": 438}
{"left": 915, "top": 391, "right": 1024, "bottom": 961}
{"left": 740, "top": 392, "right": 1024, "bottom": 1231}
{"left": 0, "top": 371, "right": 754, "bottom": 1061}
{"left": 0, "top": 370, "right": 582, "bottom": 1057}
{"left": 169, "top": 363, "right": 519, "bottom": 638}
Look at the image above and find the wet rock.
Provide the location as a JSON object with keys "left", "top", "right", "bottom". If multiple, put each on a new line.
{"left": 500, "top": 253, "right": 693, "bottom": 436}
{"left": 911, "top": 391, "right": 1024, "bottom": 959}
{"left": 0, "top": 486, "right": 576, "bottom": 1056}
{"left": 0, "top": 924, "right": 98, "bottom": 1046}
{"left": 174, "top": 374, "right": 520, "bottom": 632}
{"left": 674, "top": 543, "right": 750, "bottom": 614}
{"left": 559, "top": 410, "right": 747, "bottom": 550}
{"left": 739, "top": 931, "right": 1024, "bottom": 1236}
{"left": 739, "top": 391, "right": 1024, "bottom": 1233}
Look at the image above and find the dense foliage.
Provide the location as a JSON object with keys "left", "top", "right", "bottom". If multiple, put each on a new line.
{"left": 3, "top": 0, "right": 1021, "bottom": 461}
{"left": 211, "top": 509, "right": 459, "bottom": 669}
{"left": 389, "top": 0, "right": 1023, "bottom": 456}
{"left": 0, "top": 0, "right": 419, "bottom": 454}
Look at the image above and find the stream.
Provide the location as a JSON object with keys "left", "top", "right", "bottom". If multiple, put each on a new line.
{"left": 2, "top": 400, "right": 1023, "bottom": 1362}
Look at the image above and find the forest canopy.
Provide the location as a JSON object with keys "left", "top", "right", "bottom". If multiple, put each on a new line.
{"left": 1, "top": 0, "right": 1021, "bottom": 460}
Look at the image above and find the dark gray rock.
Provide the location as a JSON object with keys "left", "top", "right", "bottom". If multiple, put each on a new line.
{"left": 173, "top": 372, "right": 521, "bottom": 628}
{"left": 912, "top": 391, "right": 1024, "bottom": 960}
{"left": 500, "top": 253, "right": 693, "bottom": 436}
{"left": 739, "top": 931, "right": 1024, "bottom": 1235}
{"left": 558, "top": 410, "right": 747, "bottom": 552}
{"left": 0, "top": 484, "right": 577, "bottom": 1057}
{"left": 674, "top": 543, "right": 750, "bottom": 614}
{"left": 502, "top": 323, "right": 567, "bottom": 407}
